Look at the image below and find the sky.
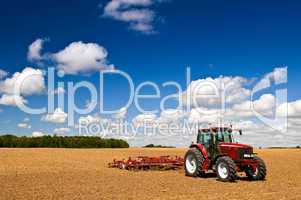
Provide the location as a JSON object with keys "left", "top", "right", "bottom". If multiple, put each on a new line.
{"left": 0, "top": 0, "right": 301, "bottom": 147}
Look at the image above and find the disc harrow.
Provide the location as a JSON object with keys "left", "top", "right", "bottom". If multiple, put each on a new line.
{"left": 108, "top": 155, "right": 184, "bottom": 170}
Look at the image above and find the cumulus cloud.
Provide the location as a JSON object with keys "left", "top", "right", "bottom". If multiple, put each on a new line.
{"left": 27, "top": 38, "right": 46, "bottom": 61}
{"left": 112, "top": 107, "right": 127, "bottom": 119}
{"left": 17, "top": 123, "right": 31, "bottom": 129}
{"left": 132, "top": 113, "right": 157, "bottom": 126}
{"left": 230, "top": 94, "right": 276, "bottom": 118}
{"left": 27, "top": 39, "right": 115, "bottom": 75}
{"left": 32, "top": 131, "right": 45, "bottom": 137}
{"left": 0, "top": 94, "right": 27, "bottom": 106}
{"left": 129, "top": 110, "right": 186, "bottom": 138}
{"left": 157, "top": 109, "right": 186, "bottom": 123}
{"left": 277, "top": 99, "right": 301, "bottom": 117}
{"left": 41, "top": 108, "right": 68, "bottom": 123}
{"left": 188, "top": 107, "right": 223, "bottom": 124}
{"left": 232, "top": 120, "right": 261, "bottom": 131}
{"left": 126, "top": 67, "right": 300, "bottom": 147}
{"left": 0, "top": 67, "right": 45, "bottom": 96}
{"left": 0, "top": 69, "right": 8, "bottom": 79}
{"left": 0, "top": 67, "right": 45, "bottom": 107}
{"left": 52, "top": 41, "right": 113, "bottom": 74}
{"left": 253, "top": 67, "right": 287, "bottom": 92}
{"left": 78, "top": 115, "right": 102, "bottom": 124}
{"left": 184, "top": 93, "right": 276, "bottom": 124}
{"left": 181, "top": 76, "right": 250, "bottom": 108}
{"left": 102, "top": 0, "right": 168, "bottom": 34}
{"left": 53, "top": 127, "right": 70, "bottom": 135}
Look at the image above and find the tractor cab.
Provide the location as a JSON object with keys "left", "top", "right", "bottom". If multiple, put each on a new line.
{"left": 196, "top": 127, "right": 239, "bottom": 159}
{"left": 197, "top": 127, "right": 235, "bottom": 146}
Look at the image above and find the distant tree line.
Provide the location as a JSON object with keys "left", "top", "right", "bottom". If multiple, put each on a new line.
{"left": 268, "top": 146, "right": 301, "bottom": 149}
{"left": 0, "top": 135, "right": 129, "bottom": 148}
{"left": 144, "top": 144, "right": 175, "bottom": 148}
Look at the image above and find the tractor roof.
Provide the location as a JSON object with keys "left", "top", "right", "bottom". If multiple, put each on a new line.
{"left": 199, "top": 127, "right": 232, "bottom": 133}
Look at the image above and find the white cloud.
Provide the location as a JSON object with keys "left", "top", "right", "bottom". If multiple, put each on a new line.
{"left": 0, "top": 67, "right": 45, "bottom": 96}
{"left": 129, "top": 22, "right": 154, "bottom": 32}
{"left": 27, "top": 39, "right": 115, "bottom": 75}
{"left": 132, "top": 113, "right": 157, "bottom": 126}
{"left": 41, "top": 108, "right": 68, "bottom": 123}
{"left": 0, "top": 69, "right": 8, "bottom": 79}
{"left": 27, "top": 38, "right": 46, "bottom": 61}
{"left": 157, "top": 109, "right": 186, "bottom": 123}
{"left": 32, "top": 131, "right": 45, "bottom": 137}
{"left": 78, "top": 115, "right": 102, "bottom": 124}
{"left": 181, "top": 76, "right": 250, "bottom": 108}
{"left": 187, "top": 107, "right": 224, "bottom": 124}
{"left": 232, "top": 120, "right": 261, "bottom": 131}
{"left": 18, "top": 123, "right": 31, "bottom": 129}
{"left": 0, "top": 94, "right": 27, "bottom": 106}
{"left": 230, "top": 94, "right": 275, "bottom": 118}
{"left": 253, "top": 67, "right": 287, "bottom": 92}
{"left": 52, "top": 41, "right": 112, "bottom": 74}
{"left": 103, "top": 0, "right": 167, "bottom": 34}
{"left": 277, "top": 99, "right": 301, "bottom": 117}
{"left": 112, "top": 106, "right": 127, "bottom": 119}
{"left": 129, "top": 110, "right": 186, "bottom": 138}
{"left": 53, "top": 127, "right": 70, "bottom": 135}
{"left": 127, "top": 67, "right": 300, "bottom": 147}
{"left": 0, "top": 67, "right": 45, "bottom": 107}
{"left": 183, "top": 93, "right": 276, "bottom": 124}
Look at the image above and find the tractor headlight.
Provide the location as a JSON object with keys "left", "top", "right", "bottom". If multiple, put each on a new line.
{"left": 243, "top": 154, "right": 254, "bottom": 158}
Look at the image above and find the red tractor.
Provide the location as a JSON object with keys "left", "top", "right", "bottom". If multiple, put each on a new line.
{"left": 184, "top": 127, "right": 266, "bottom": 182}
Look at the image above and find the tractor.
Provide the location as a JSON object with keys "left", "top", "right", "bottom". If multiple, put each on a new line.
{"left": 184, "top": 127, "right": 266, "bottom": 182}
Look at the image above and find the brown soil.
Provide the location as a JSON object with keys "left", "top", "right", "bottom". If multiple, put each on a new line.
{"left": 1, "top": 148, "right": 301, "bottom": 200}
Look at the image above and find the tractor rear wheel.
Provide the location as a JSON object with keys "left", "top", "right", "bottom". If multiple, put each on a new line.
{"left": 184, "top": 148, "right": 205, "bottom": 177}
{"left": 245, "top": 156, "right": 266, "bottom": 181}
{"left": 216, "top": 156, "right": 237, "bottom": 182}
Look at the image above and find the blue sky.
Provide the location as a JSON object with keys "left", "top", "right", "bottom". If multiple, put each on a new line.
{"left": 0, "top": 0, "right": 300, "bottom": 146}
{"left": 1, "top": 0, "right": 300, "bottom": 96}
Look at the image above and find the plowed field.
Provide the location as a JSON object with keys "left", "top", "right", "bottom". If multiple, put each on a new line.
{"left": 1, "top": 148, "right": 300, "bottom": 200}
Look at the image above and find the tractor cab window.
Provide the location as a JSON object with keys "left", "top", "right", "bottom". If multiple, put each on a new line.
{"left": 223, "top": 131, "right": 233, "bottom": 142}
{"left": 216, "top": 131, "right": 233, "bottom": 143}
{"left": 197, "top": 131, "right": 212, "bottom": 148}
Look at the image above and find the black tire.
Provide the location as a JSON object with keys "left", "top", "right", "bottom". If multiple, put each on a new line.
{"left": 216, "top": 156, "right": 237, "bottom": 182}
{"left": 184, "top": 148, "right": 205, "bottom": 177}
{"left": 245, "top": 156, "right": 267, "bottom": 181}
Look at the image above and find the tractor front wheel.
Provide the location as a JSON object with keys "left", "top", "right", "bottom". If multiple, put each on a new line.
{"left": 184, "top": 148, "right": 205, "bottom": 177}
{"left": 216, "top": 156, "right": 237, "bottom": 182}
{"left": 245, "top": 156, "right": 266, "bottom": 181}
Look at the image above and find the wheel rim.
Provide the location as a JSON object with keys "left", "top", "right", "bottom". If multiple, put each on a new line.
{"left": 250, "top": 166, "right": 259, "bottom": 177}
{"left": 121, "top": 163, "right": 126, "bottom": 169}
{"left": 217, "top": 163, "right": 228, "bottom": 179}
{"left": 185, "top": 154, "right": 197, "bottom": 174}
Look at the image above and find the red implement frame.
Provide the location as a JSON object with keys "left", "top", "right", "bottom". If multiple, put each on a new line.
{"left": 108, "top": 156, "right": 184, "bottom": 170}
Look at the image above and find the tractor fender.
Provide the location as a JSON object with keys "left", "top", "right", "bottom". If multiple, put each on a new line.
{"left": 189, "top": 144, "right": 208, "bottom": 159}
{"left": 189, "top": 144, "right": 210, "bottom": 170}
